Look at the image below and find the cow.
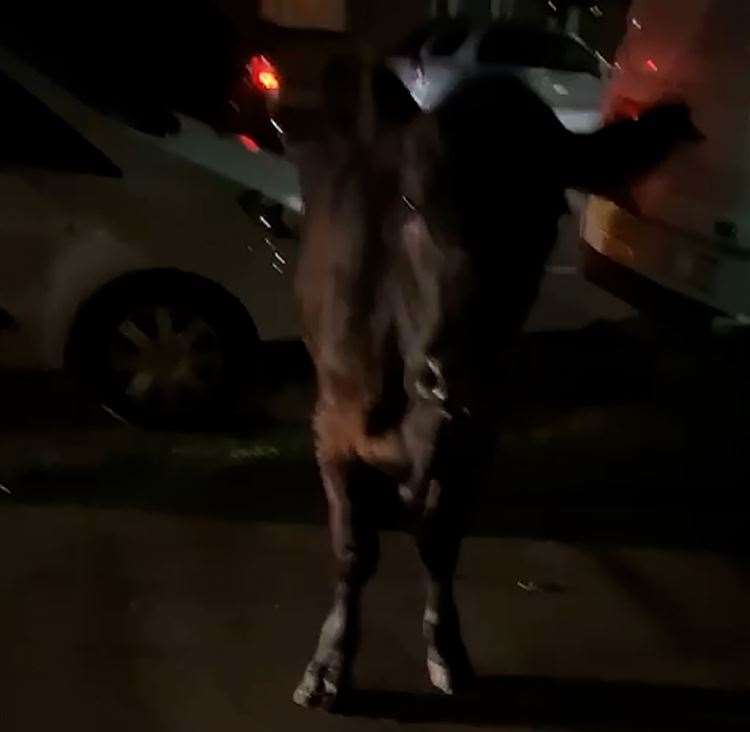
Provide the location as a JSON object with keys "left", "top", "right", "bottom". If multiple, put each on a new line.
{"left": 290, "top": 53, "right": 701, "bottom": 710}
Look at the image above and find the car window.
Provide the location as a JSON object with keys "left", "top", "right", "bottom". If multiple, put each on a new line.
{"left": 0, "top": 72, "right": 122, "bottom": 177}
{"left": 393, "top": 19, "right": 470, "bottom": 58}
{"left": 429, "top": 23, "right": 471, "bottom": 57}
{"left": 477, "top": 25, "right": 544, "bottom": 67}
{"left": 550, "top": 36, "right": 601, "bottom": 77}
{"left": 0, "top": 2, "right": 242, "bottom": 137}
{"left": 393, "top": 24, "right": 439, "bottom": 56}
{"left": 477, "top": 24, "right": 599, "bottom": 77}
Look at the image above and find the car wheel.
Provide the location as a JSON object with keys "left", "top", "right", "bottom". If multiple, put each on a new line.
{"left": 66, "top": 271, "right": 257, "bottom": 426}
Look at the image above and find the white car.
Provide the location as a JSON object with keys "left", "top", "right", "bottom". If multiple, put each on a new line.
{"left": 388, "top": 19, "right": 607, "bottom": 132}
{"left": 581, "top": 0, "right": 750, "bottom": 325}
{"left": 0, "top": 43, "right": 302, "bottom": 424}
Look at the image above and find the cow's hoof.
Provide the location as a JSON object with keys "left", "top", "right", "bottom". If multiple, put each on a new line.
{"left": 292, "top": 660, "right": 349, "bottom": 711}
{"left": 426, "top": 647, "right": 475, "bottom": 696}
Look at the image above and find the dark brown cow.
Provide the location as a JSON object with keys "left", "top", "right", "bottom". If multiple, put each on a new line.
{"left": 291, "top": 55, "right": 701, "bottom": 709}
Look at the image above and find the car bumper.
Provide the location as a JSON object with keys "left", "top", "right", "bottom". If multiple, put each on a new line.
{"left": 581, "top": 196, "right": 750, "bottom": 320}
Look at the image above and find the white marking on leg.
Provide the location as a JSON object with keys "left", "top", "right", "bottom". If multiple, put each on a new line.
{"left": 428, "top": 658, "right": 453, "bottom": 694}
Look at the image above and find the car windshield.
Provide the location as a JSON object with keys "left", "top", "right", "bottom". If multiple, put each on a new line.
{"left": 393, "top": 18, "right": 470, "bottom": 57}
{"left": 428, "top": 22, "right": 472, "bottom": 56}
{"left": 477, "top": 23, "right": 600, "bottom": 77}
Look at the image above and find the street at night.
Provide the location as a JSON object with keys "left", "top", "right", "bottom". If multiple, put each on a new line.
{"left": 2, "top": 1, "right": 750, "bottom": 730}
{"left": 2, "top": 328, "right": 750, "bottom": 730}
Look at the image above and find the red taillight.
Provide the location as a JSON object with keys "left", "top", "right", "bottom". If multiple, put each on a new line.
{"left": 606, "top": 96, "right": 646, "bottom": 124}
{"left": 237, "top": 134, "right": 259, "bottom": 153}
{"left": 249, "top": 55, "right": 280, "bottom": 93}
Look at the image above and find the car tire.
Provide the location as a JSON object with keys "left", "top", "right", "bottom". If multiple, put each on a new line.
{"left": 65, "top": 270, "right": 258, "bottom": 427}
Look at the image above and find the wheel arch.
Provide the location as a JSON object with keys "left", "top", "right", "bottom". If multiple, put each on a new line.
{"left": 64, "top": 267, "right": 259, "bottom": 374}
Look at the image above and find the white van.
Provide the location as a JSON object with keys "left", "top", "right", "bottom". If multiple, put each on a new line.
{"left": 581, "top": 0, "right": 750, "bottom": 323}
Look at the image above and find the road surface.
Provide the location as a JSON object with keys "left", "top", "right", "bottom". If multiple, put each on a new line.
{"left": 2, "top": 328, "right": 750, "bottom": 731}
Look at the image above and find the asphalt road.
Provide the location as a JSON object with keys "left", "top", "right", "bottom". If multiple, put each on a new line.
{"left": 3, "top": 505, "right": 749, "bottom": 732}
{"left": 2, "top": 327, "right": 750, "bottom": 731}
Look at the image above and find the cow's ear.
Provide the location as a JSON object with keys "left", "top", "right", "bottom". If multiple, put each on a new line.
{"left": 565, "top": 101, "right": 704, "bottom": 195}
{"left": 321, "top": 53, "right": 421, "bottom": 141}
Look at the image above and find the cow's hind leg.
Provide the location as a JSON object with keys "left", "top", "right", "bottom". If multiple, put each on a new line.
{"left": 293, "top": 458, "right": 379, "bottom": 710}
{"left": 417, "top": 479, "right": 475, "bottom": 695}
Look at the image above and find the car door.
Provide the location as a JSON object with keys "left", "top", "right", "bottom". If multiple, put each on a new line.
{"left": 0, "top": 68, "right": 121, "bottom": 367}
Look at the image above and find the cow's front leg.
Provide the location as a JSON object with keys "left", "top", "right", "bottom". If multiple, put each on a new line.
{"left": 416, "top": 479, "right": 474, "bottom": 695}
{"left": 293, "top": 458, "right": 379, "bottom": 710}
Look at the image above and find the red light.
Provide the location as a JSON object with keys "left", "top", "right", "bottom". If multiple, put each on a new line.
{"left": 237, "top": 134, "right": 259, "bottom": 153}
{"left": 607, "top": 96, "right": 645, "bottom": 123}
{"left": 645, "top": 58, "right": 658, "bottom": 72}
{"left": 258, "top": 70, "right": 279, "bottom": 91}
{"left": 249, "top": 55, "right": 281, "bottom": 93}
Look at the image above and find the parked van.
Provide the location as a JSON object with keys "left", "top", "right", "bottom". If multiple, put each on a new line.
{"left": 581, "top": 0, "right": 750, "bottom": 323}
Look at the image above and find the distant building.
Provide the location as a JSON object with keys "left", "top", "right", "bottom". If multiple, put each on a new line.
{"left": 260, "top": 0, "right": 347, "bottom": 31}
{"left": 231, "top": 0, "right": 631, "bottom": 60}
